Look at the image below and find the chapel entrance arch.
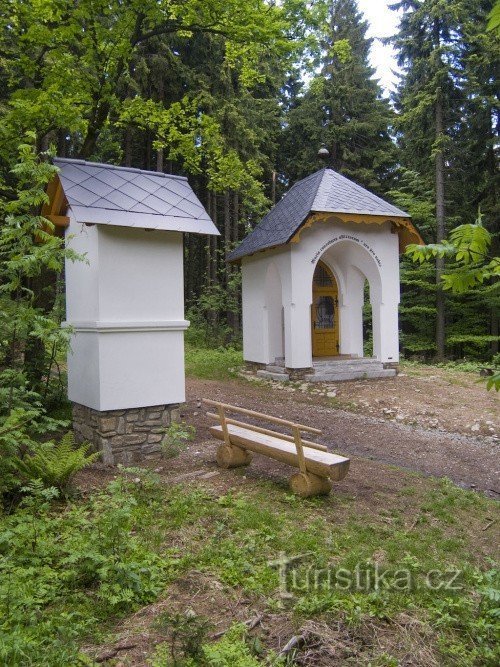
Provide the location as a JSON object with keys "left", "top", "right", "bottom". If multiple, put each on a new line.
{"left": 311, "top": 260, "right": 340, "bottom": 357}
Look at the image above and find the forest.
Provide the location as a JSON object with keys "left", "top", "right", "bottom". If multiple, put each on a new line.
{"left": 1, "top": 0, "right": 499, "bottom": 370}
{"left": 0, "top": 1, "right": 499, "bottom": 665}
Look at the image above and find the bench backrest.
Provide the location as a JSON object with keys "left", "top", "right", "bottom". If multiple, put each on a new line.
{"left": 204, "top": 399, "right": 325, "bottom": 475}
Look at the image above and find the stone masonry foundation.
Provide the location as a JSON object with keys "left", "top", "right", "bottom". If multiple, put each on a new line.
{"left": 73, "top": 403, "right": 180, "bottom": 465}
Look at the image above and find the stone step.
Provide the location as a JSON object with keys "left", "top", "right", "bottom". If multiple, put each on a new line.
{"left": 266, "top": 364, "right": 288, "bottom": 374}
{"left": 312, "top": 364, "right": 386, "bottom": 374}
{"left": 312, "top": 358, "right": 380, "bottom": 367}
{"left": 304, "top": 369, "right": 397, "bottom": 382}
{"left": 257, "top": 369, "right": 290, "bottom": 382}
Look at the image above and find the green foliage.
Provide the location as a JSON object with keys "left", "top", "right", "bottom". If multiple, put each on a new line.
{"left": 0, "top": 138, "right": 78, "bottom": 406}
{"left": 488, "top": 1, "right": 500, "bottom": 33}
{"left": 406, "top": 215, "right": 499, "bottom": 293}
{"left": 390, "top": 0, "right": 499, "bottom": 361}
{"left": 161, "top": 421, "right": 196, "bottom": 459}
{"left": 186, "top": 275, "right": 243, "bottom": 348}
{"left": 1, "top": 468, "right": 499, "bottom": 665}
{"left": 0, "top": 406, "right": 65, "bottom": 501}
{"left": 177, "top": 481, "right": 499, "bottom": 665}
{"left": 405, "top": 211, "right": 499, "bottom": 371}
{"left": 484, "top": 371, "right": 500, "bottom": 392}
{"left": 279, "top": 0, "right": 395, "bottom": 188}
{"left": 0, "top": 138, "right": 83, "bottom": 501}
{"left": 0, "top": 474, "right": 169, "bottom": 664}
{"left": 152, "top": 611, "right": 211, "bottom": 666}
{"left": 151, "top": 621, "right": 262, "bottom": 667}
{"left": 14, "top": 431, "right": 99, "bottom": 494}
{"left": 185, "top": 345, "right": 243, "bottom": 380}
{"left": 202, "top": 624, "right": 261, "bottom": 667}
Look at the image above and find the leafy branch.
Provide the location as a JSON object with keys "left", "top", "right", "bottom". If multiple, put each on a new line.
{"left": 406, "top": 212, "right": 499, "bottom": 294}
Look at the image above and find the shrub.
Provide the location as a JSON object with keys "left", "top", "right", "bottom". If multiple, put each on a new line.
{"left": 161, "top": 421, "right": 196, "bottom": 459}
{"left": 0, "top": 475, "right": 168, "bottom": 664}
{"left": 0, "top": 406, "right": 64, "bottom": 503}
{"left": 150, "top": 622, "right": 263, "bottom": 667}
{"left": 202, "top": 623, "right": 261, "bottom": 667}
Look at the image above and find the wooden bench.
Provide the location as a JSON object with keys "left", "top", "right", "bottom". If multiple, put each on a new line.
{"left": 203, "top": 399, "right": 350, "bottom": 497}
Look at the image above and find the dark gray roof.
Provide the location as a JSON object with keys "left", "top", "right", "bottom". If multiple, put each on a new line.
{"left": 228, "top": 168, "right": 409, "bottom": 261}
{"left": 53, "top": 158, "right": 218, "bottom": 235}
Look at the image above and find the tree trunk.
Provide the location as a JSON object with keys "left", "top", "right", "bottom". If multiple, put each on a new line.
{"left": 491, "top": 312, "right": 499, "bottom": 356}
{"left": 435, "top": 86, "right": 446, "bottom": 360}
{"left": 211, "top": 193, "right": 218, "bottom": 285}
{"left": 156, "top": 148, "right": 164, "bottom": 172}
{"left": 206, "top": 190, "right": 212, "bottom": 285}
{"left": 57, "top": 130, "right": 68, "bottom": 158}
{"left": 124, "top": 128, "right": 132, "bottom": 167}
{"left": 145, "top": 130, "right": 152, "bottom": 170}
{"left": 224, "top": 190, "right": 233, "bottom": 327}
{"left": 232, "top": 191, "right": 239, "bottom": 244}
{"left": 79, "top": 100, "right": 111, "bottom": 159}
{"left": 231, "top": 192, "right": 240, "bottom": 334}
{"left": 224, "top": 190, "right": 231, "bottom": 252}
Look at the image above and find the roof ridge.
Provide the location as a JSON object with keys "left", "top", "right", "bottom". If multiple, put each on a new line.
{"left": 53, "top": 157, "right": 188, "bottom": 181}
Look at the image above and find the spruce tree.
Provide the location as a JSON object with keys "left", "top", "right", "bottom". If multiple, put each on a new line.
{"left": 391, "top": 0, "right": 499, "bottom": 360}
{"left": 279, "top": 0, "right": 395, "bottom": 190}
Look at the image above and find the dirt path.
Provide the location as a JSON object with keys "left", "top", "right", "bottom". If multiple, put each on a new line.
{"left": 185, "top": 376, "right": 499, "bottom": 498}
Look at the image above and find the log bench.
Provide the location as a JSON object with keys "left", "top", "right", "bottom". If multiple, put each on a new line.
{"left": 203, "top": 399, "right": 350, "bottom": 497}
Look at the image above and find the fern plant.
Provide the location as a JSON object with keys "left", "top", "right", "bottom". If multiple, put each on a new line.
{"left": 15, "top": 432, "right": 99, "bottom": 494}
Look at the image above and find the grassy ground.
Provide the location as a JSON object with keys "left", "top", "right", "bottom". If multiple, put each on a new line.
{"left": 2, "top": 466, "right": 498, "bottom": 665}
{"left": 185, "top": 345, "right": 243, "bottom": 380}
{"left": 1, "top": 352, "right": 498, "bottom": 665}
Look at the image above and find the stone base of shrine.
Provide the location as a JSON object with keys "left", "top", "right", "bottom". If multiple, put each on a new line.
{"left": 73, "top": 402, "right": 180, "bottom": 464}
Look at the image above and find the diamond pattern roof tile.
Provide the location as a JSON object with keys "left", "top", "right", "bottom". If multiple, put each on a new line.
{"left": 53, "top": 158, "right": 218, "bottom": 236}
{"left": 228, "top": 168, "right": 413, "bottom": 261}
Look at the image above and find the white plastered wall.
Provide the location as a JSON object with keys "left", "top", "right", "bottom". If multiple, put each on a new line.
{"left": 65, "top": 222, "right": 187, "bottom": 411}
{"left": 240, "top": 219, "right": 400, "bottom": 368}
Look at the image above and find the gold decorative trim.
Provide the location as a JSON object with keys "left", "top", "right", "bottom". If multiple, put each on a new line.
{"left": 290, "top": 211, "right": 423, "bottom": 251}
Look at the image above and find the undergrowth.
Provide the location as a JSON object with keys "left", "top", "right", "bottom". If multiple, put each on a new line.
{"left": 185, "top": 345, "right": 243, "bottom": 379}
{"left": 1, "top": 470, "right": 498, "bottom": 665}
{"left": 0, "top": 472, "right": 172, "bottom": 665}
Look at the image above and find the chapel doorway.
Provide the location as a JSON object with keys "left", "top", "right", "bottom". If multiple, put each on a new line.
{"left": 311, "top": 261, "right": 340, "bottom": 357}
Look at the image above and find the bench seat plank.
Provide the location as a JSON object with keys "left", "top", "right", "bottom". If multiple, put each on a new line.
{"left": 210, "top": 424, "right": 349, "bottom": 481}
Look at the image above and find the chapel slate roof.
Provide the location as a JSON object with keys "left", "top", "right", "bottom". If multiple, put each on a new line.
{"left": 53, "top": 158, "right": 219, "bottom": 235}
{"left": 228, "top": 168, "right": 410, "bottom": 261}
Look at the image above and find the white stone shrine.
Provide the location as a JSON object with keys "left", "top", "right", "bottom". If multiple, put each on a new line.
{"left": 46, "top": 158, "right": 218, "bottom": 463}
{"left": 228, "top": 168, "right": 422, "bottom": 382}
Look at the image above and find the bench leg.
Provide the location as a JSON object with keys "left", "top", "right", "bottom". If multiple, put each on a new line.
{"left": 216, "top": 443, "right": 252, "bottom": 469}
{"left": 289, "top": 472, "right": 332, "bottom": 498}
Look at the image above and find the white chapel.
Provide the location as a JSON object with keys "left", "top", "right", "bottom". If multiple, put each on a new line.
{"left": 228, "top": 168, "right": 422, "bottom": 381}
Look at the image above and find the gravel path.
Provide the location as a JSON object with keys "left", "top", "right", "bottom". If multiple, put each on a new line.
{"left": 186, "top": 377, "right": 500, "bottom": 497}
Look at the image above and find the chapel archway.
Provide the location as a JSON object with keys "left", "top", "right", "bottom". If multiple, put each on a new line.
{"left": 316, "top": 240, "right": 384, "bottom": 360}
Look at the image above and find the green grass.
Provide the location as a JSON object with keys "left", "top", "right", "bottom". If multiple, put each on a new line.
{"left": 400, "top": 358, "right": 487, "bottom": 375}
{"left": 1, "top": 471, "right": 498, "bottom": 665}
{"left": 185, "top": 344, "right": 243, "bottom": 379}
